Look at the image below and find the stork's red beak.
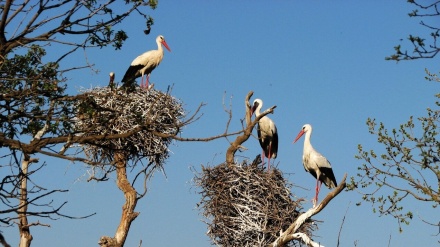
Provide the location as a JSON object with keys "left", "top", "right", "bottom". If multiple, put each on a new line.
{"left": 293, "top": 130, "right": 305, "bottom": 143}
{"left": 162, "top": 40, "right": 171, "bottom": 52}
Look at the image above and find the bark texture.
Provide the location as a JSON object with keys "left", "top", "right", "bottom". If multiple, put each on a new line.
{"left": 18, "top": 158, "right": 34, "bottom": 247}
{"left": 98, "top": 152, "right": 139, "bottom": 247}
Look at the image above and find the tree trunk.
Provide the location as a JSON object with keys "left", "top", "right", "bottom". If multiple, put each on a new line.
{"left": 18, "top": 158, "right": 33, "bottom": 247}
{"left": 99, "top": 152, "right": 139, "bottom": 247}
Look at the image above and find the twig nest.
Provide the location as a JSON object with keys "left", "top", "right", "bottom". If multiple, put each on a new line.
{"left": 194, "top": 157, "right": 315, "bottom": 246}
{"left": 74, "top": 86, "right": 184, "bottom": 166}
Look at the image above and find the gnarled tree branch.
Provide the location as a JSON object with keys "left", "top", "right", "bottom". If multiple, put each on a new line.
{"left": 270, "top": 173, "right": 347, "bottom": 247}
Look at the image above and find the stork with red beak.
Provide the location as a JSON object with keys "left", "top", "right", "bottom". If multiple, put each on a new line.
{"left": 293, "top": 124, "right": 337, "bottom": 206}
{"left": 121, "top": 35, "right": 171, "bottom": 89}
{"left": 251, "top": 99, "right": 278, "bottom": 170}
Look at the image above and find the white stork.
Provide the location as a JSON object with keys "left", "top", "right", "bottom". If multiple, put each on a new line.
{"left": 108, "top": 72, "right": 115, "bottom": 91}
{"left": 251, "top": 99, "right": 278, "bottom": 170}
{"left": 293, "top": 124, "right": 337, "bottom": 206}
{"left": 121, "top": 35, "right": 171, "bottom": 89}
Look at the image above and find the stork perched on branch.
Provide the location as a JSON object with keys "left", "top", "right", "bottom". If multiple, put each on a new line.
{"left": 293, "top": 124, "right": 337, "bottom": 206}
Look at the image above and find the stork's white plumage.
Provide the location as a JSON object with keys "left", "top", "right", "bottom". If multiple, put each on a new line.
{"left": 121, "top": 35, "right": 171, "bottom": 89}
{"left": 251, "top": 99, "right": 278, "bottom": 170}
{"left": 293, "top": 124, "right": 337, "bottom": 206}
{"left": 109, "top": 72, "right": 115, "bottom": 90}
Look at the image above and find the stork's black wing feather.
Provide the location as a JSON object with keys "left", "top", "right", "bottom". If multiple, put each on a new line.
{"left": 121, "top": 64, "right": 143, "bottom": 84}
{"left": 320, "top": 165, "right": 337, "bottom": 189}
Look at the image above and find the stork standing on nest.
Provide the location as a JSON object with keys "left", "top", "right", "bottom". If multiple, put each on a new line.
{"left": 121, "top": 35, "right": 171, "bottom": 89}
{"left": 108, "top": 72, "right": 115, "bottom": 91}
{"left": 293, "top": 124, "right": 337, "bottom": 206}
{"left": 251, "top": 98, "right": 278, "bottom": 170}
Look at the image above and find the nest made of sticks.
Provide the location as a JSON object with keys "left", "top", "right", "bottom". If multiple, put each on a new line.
{"left": 74, "top": 86, "right": 184, "bottom": 167}
{"left": 194, "top": 157, "right": 316, "bottom": 247}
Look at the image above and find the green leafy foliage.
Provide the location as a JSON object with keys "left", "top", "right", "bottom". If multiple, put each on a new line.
{"left": 348, "top": 71, "right": 440, "bottom": 232}
{"left": 0, "top": 45, "right": 72, "bottom": 140}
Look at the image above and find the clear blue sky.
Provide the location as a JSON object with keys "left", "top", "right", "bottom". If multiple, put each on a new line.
{"left": 2, "top": 1, "right": 440, "bottom": 246}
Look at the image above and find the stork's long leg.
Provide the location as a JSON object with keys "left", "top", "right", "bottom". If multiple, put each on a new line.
{"left": 267, "top": 144, "right": 272, "bottom": 171}
{"left": 145, "top": 74, "right": 150, "bottom": 88}
{"left": 139, "top": 75, "right": 143, "bottom": 88}
{"left": 313, "top": 179, "right": 322, "bottom": 207}
{"left": 312, "top": 177, "right": 321, "bottom": 207}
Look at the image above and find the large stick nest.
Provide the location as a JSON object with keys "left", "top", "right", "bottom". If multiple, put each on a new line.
{"left": 194, "top": 157, "right": 316, "bottom": 247}
{"left": 74, "top": 87, "right": 184, "bottom": 167}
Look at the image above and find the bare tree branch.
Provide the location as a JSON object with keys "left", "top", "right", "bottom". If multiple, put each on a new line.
{"left": 0, "top": 233, "right": 11, "bottom": 247}
{"left": 337, "top": 202, "right": 351, "bottom": 247}
{"left": 270, "top": 173, "right": 347, "bottom": 247}
{"left": 386, "top": 1, "right": 440, "bottom": 61}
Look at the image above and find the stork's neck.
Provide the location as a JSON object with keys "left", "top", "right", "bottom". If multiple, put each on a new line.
{"left": 254, "top": 105, "right": 262, "bottom": 117}
{"left": 157, "top": 40, "right": 164, "bottom": 53}
{"left": 303, "top": 130, "right": 313, "bottom": 152}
